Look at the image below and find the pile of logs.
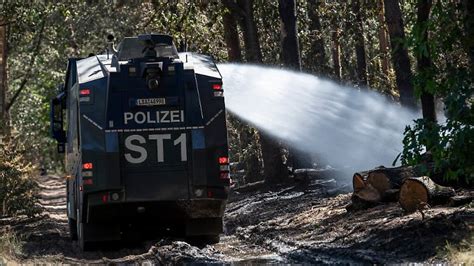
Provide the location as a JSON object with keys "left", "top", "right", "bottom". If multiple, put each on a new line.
{"left": 347, "top": 165, "right": 472, "bottom": 213}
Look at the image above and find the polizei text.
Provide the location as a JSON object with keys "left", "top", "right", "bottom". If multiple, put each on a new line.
{"left": 124, "top": 110, "right": 185, "bottom": 125}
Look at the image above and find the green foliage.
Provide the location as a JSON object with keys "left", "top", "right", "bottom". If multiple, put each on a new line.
{"left": 401, "top": 1, "right": 473, "bottom": 184}
{"left": 402, "top": 76, "right": 473, "bottom": 183}
{"left": 0, "top": 137, "right": 41, "bottom": 217}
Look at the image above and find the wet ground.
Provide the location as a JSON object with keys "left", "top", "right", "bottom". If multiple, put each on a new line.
{"left": 0, "top": 173, "right": 472, "bottom": 264}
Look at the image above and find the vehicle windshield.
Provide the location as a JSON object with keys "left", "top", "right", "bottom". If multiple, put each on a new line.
{"left": 117, "top": 37, "right": 179, "bottom": 61}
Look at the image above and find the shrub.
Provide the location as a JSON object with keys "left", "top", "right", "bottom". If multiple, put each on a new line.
{"left": 0, "top": 136, "right": 41, "bottom": 217}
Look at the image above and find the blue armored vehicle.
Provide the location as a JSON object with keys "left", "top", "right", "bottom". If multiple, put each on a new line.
{"left": 50, "top": 34, "right": 230, "bottom": 250}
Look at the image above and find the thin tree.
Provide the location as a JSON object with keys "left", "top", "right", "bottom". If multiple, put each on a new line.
{"left": 0, "top": 20, "right": 7, "bottom": 135}
{"left": 463, "top": 0, "right": 474, "bottom": 73}
{"left": 331, "top": 28, "right": 342, "bottom": 80}
{"left": 352, "top": 0, "right": 368, "bottom": 87}
{"left": 236, "top": 0, "right": 262, "bottom": 62}
{"left": 307, "top": 0, "right": 327, "bottom": 76}
{"left": 377, "top": 0, "right": 390, "bottom": 76}
{"left": 383, "top": 0, "right": 416, "bottom": 108}
{"left": 278, "top": 0, "right": 312, "bottom": 169}
{"left": 5, "top": 17, "right": 46, "bottom": 112}
{"left": 222, "top": 10, "right": 242, "bottom": 62}
{"left": 278, "top": 0, "right": 301, "bottom": 70}
{"left": 415, "top": 0, "right": 436, "bottom": 122}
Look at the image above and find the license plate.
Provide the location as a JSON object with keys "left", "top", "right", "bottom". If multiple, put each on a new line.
{"left": 136, "top": 98, "right": 166, "bottom": 106}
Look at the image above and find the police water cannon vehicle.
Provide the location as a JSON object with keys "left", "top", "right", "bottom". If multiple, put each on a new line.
{"left": 50, "top": 34, "right": 230, "bottom": 250}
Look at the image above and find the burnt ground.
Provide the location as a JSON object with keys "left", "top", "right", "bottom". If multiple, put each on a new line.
{"left": 0, "top": 173, "right": 472, "bottom": 264}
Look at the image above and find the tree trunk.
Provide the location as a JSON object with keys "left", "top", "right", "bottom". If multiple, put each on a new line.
{"left": 399, "top": 176, "right": 455, "bottom": 213}
{"left": 383, "top": 0, "right": 416, "bottom": 108}
{"left": 278, "top": 0, "right": 301, "bottom": 70}
{"left": 222, "top": 6, "right": 261, "bottom": 183}
{"left": 331, "top": 29, "right": 342, "bottom": 80}
{"left": 222, "top": 10, "right": 242, "bottom": 62}
{"left": 416, "top": 0, "right": 436, "bottom": 122}
{"left": 229, "top": 0, "right": 288, "bottom": 183}
{"left": 307, "top": 0, "right": 327, "bottom": 75}
{"left": 463, "top": 0, "right": 474, "bottom": 74}
{"left": 0, "top": 21, "right": 7, "bottom": 135}
{"left": 352, "top": 0, "right": 368, "bottom": 87}
{"left": 278, "top": 0, "right": 312, "bottom": 170}
{"left": 378, "top": 0, "right": 390, "bottom": 76}
{"left": 259, "top": 133, "right": 288, "bottom": 183}
{"left": 236, "top": 0, "right": 262, "bottom": 63}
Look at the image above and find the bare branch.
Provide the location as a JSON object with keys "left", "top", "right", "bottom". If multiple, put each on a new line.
{"left": 6, "top": 17, "right": 46, "bottom": 112}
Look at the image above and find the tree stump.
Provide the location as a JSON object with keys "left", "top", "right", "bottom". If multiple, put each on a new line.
{"left": 399, "top": 176, "right": 455, "bottom": 213}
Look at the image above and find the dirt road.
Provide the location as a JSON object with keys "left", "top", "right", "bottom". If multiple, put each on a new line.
{"left": 1, "top": 174, "right": 472, "bottom": 264}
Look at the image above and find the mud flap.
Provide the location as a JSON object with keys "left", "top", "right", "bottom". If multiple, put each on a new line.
{"left": 185, "top": 217, "right": 223, "bottom": 236}
{"left": 78, "top": 222, "right": 121, "bottom": 249}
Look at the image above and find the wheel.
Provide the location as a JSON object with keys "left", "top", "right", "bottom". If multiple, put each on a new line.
{"left": 68, "top": 218, "right": 78, "bottom": 240}
{"left": 77, "top": 220, "right": 121, "bottom": 251}
{"left": 77, "top": 221, "right": 93, "bottom": 251}
{"left": 185, "top": 217, "right": 222, "bottom": 246}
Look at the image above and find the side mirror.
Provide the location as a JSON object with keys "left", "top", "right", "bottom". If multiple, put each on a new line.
{"left": 50, "top": 91, "right": 66, "bottom": 145}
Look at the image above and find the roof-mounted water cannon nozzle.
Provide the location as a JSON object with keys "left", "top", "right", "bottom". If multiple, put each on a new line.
{"left": 106, "top": 34, "right": 116, "bottom": 59}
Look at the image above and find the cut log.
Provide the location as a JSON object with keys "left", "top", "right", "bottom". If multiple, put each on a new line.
{"left": 448, "top": 195, "right": 473, "bottom": 207}
{"left": 350, "top": 170, "right": 400, "bottom": 211}
{"left": 350, "top": 164, "right": 447, "bottom": 211}
{"left": 381, "top": 188, "right": 400, "bottom": 202}
{"left": 352, "top": 172, "right": 366, "bottom": 192}
{"left": 366, "top": 166, "right": 417, "bottom": 194}
{"left": 354, "top": 183, "right": 380, "bottom": 203}
{"left": 399, "top": 176, "right": 455, "bottom": 213}
{"left": 353, "top": 164, "right": 446, "bottom": 194}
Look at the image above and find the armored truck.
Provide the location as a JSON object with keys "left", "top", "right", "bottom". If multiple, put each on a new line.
{"left": 50, "top": 34, "right": 230, "bottom": 250}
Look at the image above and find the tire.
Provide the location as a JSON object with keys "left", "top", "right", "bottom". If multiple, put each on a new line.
{"left": 68, "top": 218, "right": 78, "bottom": 240}
{"left": 77, "top": 221, "right": 121, "bottom": 251}
{"left": 77, "top": 221, "right": 93, "bottom": 251}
